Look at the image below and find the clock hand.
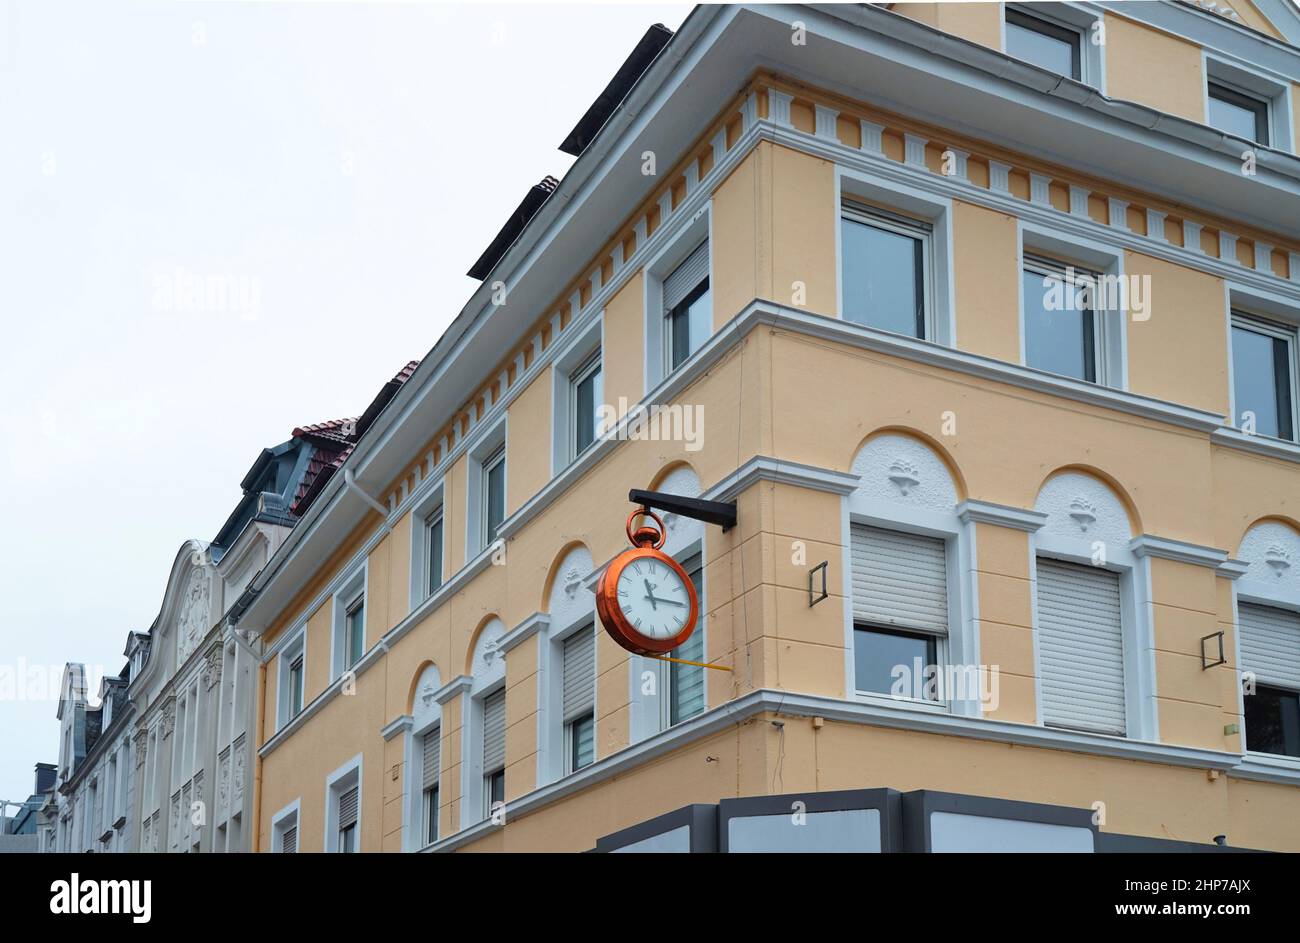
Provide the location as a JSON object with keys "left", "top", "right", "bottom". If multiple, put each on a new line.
{"left": 643, "top": 579, "right": 658, "bottom": 611}
{"left": 648, "top": 595, "right": 686, "bottom": 607}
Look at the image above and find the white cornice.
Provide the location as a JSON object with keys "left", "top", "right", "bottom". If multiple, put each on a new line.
{"left": 499, "top": 612, "right": 550, "bottom": 653}
{"left": 957, "top": 499, "right": 1048, "bottom": 532}
{"left": 703, "top": 456, "right": 861, "bottom": 502}
{"left": 1212, "top": 426, "right": 1300, "bottom": 464}
{"left": 1129, "top": 534, "right": 1230, "bottom": 568}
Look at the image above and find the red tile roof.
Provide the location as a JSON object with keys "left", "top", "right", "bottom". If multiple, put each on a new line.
{"left": 290, "top": 361, "right": 421, "bottom": 517}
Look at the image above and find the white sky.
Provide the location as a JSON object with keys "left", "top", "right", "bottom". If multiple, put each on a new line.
{"left": 0, "top": 0, "right": 693, "bottom": 809}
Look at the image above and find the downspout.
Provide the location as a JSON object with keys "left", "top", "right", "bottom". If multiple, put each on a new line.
{"left": 252, "top": 658, "right": 266, "bottom": 852}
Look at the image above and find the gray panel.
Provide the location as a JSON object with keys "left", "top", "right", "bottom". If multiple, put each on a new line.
{"left": 930, "top": 811, "right": 1094, "bottom": 852}
{"left": 610, "top": 824, "right": 692, "bottom": 853}
{"left": 728, "top": 809, "right": 882, "bottom": 853}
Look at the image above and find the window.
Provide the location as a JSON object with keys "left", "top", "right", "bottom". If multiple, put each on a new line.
{"left": 1005, "top": 7, "right": 1081, "bottom": 80}
{"left": 271, "top": 803, "right": 299, "bottom": 853}
{"left": 343, "top": 595, "right": 365, "bottom": 671}
{"left": 481, "top": 688, "right": 506, "bottom": 818}
{"left": 569, "top": 349, "right": 602, "bottom": 459}
{"left": 664, "top": 240, "right": 711, "bottom": 372}
{"left": 278, "top": 631, "right": 306, "bottom": 729}
{"left": 421, "top": 727, "right": 440, "bottom": 845}
{"left": 288, "top": 653, "right": 304, "bottom": 718}
{"left": 325, "top": 757, "right": 362, "bottom": 853}
{"left": 482, "top": 446, "right": 506, "bottom": 548}
{"left": 1036, "top": 558, "right": 1126, "bottom": 735}
{"left": 425, "top": 507, "right": 444, "bottom": 596}
{"left": 1023, "top": 254, "right": 1102, "bottom": 383}
{"left": 561, "top": 627, "right": 596, "bottom": 772}
{"left": 336, "top": 786, "right": 359, "bottom": 853}
{"left": 841, "top": 202, "right": 931, "bottom": 339}
{"left": 1239, "top": 602, "right": 1300, "bottom": 757}
{"left": 850, "top": 525, "right": 948, "bottom": 700}
{"left": 669, "top": 554, "right": 706, "bottom": 725}
{"left": 1208, "top": 80, "right": 1269, "bottom": 145}
{"left": 1231, "top": 313, "right": 1297, "bottom": 441}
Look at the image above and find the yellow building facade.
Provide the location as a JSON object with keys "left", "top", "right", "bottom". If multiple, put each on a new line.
{"left": 234, "top": 2, "right": 1300, "bottom": 852}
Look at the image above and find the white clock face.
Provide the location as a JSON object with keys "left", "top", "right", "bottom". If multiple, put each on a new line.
{"left": 615, "top": 555, "right": 692, "bottom": 641}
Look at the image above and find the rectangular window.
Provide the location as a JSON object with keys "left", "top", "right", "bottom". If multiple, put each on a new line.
{"left": 664, "top": 239, "right": 711, "bottom": 371}
{"left": 1036, "top": 558, "right": 1126, "bottom": 735}
{"left": 1231, "top": 313, "right": 1296, "bottom": 441}
{"left": 288, "top": 653, "right": 304, "bottom": 719}
{"left": 1023, "top": 254, "right": 1101, "bottom": 383}
{"left": 344, "top": 595, "right": 365, "bottom": 670}
{"left": 425, "top": 508, "right": 444, "bottom": 596}
{"left": 841, "top": 202, "right": 930, "bottom": 339}
{"left": 569, "top": 350, "right": 602, "bottom": 459}
{"left": 562, "top": 627, "right": 596, "bottom": 772}
{"left": 1239, "top": 602, "right": 1300, "bottom": 757}
{"left": 1208, "top": 80, "right": 1269, "bottom": 145}
{"left": 481, "top": 688, "right": 506, "bottom": 816}
{"left": 421, "top": 727, "right": 440, "bottom": 845}
{"left": 850, "top": 525, "right": 948, "bottom": 700}
{"left": 669, "top": 553, "right": 706, "bottom": 725}
{"left": 482, "top": 447, "right": 506, "bottom": 547}
{"left": 1005, "top": 8, "right": 1081, "bottom": 80}
{"left": 336, "top": 785, "right": 359, "bottom": 853}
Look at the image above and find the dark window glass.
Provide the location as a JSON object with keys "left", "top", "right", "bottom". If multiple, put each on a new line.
{"left": 427, "top": 512, "right": 444, "bottom": 595}
{"left": 854, "top": 625, "right": 938, "bottom": 699}
{"left": 1208, "top": 82, "right": 1269, "bottom": 145}
{"left": 1245, "top": 685, "right": 1300, "bottom": 757}
{"left": 1005, "top": 9, "right": 1081, "bottom": 80}
{"left": 841, "top": 213, "right": 926, "bottom": 338}
{"left": 568, "top": 713, "right": 595, "bottom": 771}
{"left": 670, "top": 280, "right": 711, "bottom": 370}
{"left": 487, "top": 769, "right": 505, "bottom": 811}
{"left": 485, "top": 453, "right": 505, "bottom": 543}
{"left": 338, "top": 823, "right": 356, "bottom": 853}
{"left": 670, "top": 556, "right": 706, "bottom": 725}
{"left": 1023, "top": 263, "right": 1096, "bottom": 382}
{"left": 423, "top": 784, "right": 439, "bottom": 844}
{"left": 1232, "top": 321, "right": 1294, "bottom": 440}
{"left": 345, "top": 599, "right": 364, "bottom": 669}
{"left": 573, "top": 361, "right": 600, "bottom": 455}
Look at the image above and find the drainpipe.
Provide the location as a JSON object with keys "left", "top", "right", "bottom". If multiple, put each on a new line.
{"left": 251, "top": 658, "right": 266, "bottom": 852}
{"left": 344, "top": 467, "right": 392, "bottom": 531}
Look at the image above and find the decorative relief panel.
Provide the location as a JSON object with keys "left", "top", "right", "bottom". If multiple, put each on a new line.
{"left": 1238, "top": 521, "right": 1300, "bottom": 594}
{"left": 413, "top": 667, "right": 442, "bottom": 726}
{"left": 548, "top": 545, "right": 596, "bottom": 629}
{"left": 176, "top": 568, "right": 212, "bottom": 666}
{"left": 1035, "top": 472, "right": 1132, "bottom": 548}
{"left": 655, "top": 465, "right": 703, "bottom": 558}
{"left": 851, "top": 433, "right": 958, "bottom": 510}
{"left": 232, "top": 735, "right": 246, "bottom": 806}
{"left": 471, "top": 618, "right": 507, "bottom": 683}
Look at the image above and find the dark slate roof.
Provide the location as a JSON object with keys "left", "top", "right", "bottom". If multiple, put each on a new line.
{"left": 558, "top": 23, "right": 674, "bottom": 157}
{"left": 466, "top": 176, "right": 560, "bottom": 281}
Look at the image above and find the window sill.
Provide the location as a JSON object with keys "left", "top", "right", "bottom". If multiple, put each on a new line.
{"left": 1231, "top": 751, "right": 1300, "bottom": 786}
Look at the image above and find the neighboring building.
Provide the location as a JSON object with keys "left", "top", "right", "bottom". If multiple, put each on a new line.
{"left": 0, "top": 764, "right": 56, "bottom": 853}
{"left": 230, "top": 1, "right": 1300, "bottom": 852}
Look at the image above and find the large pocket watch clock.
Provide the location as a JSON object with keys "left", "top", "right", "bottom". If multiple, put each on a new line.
{"left": 596, "top": 508, "right": 699, "bottom": 656}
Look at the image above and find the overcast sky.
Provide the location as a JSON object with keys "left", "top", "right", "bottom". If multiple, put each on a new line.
{"left": 0, "top": 0, "right": 692, "bottom": 810}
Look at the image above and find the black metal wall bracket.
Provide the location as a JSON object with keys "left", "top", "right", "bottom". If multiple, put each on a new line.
{"left": 809, "top": 561, "right": 829, "bottom": 607}
{"left": 1201, "top": 631, "right": 1226, "bottom": 670}
{"left": 629, "top": 489, "right": 737, "bottom": 531}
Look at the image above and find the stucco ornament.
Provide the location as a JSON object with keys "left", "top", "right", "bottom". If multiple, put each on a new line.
{"left": 1035, "top": 472, "right": 1131, "bottom": 547}
{"left": 851, "top": 434, "right": 957, "bottom": 510}
{"left": 161, "top": 699, "right": 176, "bottom": 738}
{"left": 1068, "top": 497, "right": 1098, "bottom": 532}
{"left": 563, "top": 566, "right": 583, "bottom": 599}
{"left": 177, "top": 569, "right": 211, "bottom": 665}
{"left": 133, "top": 727, "right": 149, "bottom": 766}
{"left": 1238, "top": 522, "right": 1300, "bottom": 594}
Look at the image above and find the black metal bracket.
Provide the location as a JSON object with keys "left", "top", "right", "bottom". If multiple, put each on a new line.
{"left": 809, "top": 561, "right": 829, "bottom": 607}
{"left": 629, "top": 489, "right": 737, "bottom": 531}
{"left": 1201, "top": 631, "right": 1226, "bottom": 670}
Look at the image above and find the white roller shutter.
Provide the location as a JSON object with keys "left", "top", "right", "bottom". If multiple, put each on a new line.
{"left": 1036, "top": 558, "right": 1126, "bottom": 735}
{"left": 663, "top": 240, "right": 709, "bottom": 313}
{"left": 337, "top": 786, "right": 359, "bottom": 830}
{"left": 562, "top": 628, "right": 596, "bottom": 722}
{"left": 421, "top": 727, "right": 440, "bottom": 792}
{"left": 850, "top": 524, "right": 949, "bottom": 634}
{"left": 1239, "top": 602, "right": 1300, "bottom": 690}
{"left": 481, "top": 689, "right": 506, "bottom": 773}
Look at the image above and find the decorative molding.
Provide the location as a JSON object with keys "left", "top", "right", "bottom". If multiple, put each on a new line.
{"left": 1029, "top": 172, "right": 1051, "bottom": 206}
{"left": 1146, "top": 209, "right": 1166, "bottom": 242}
{"left": 1129, "top": 534, "right": 1229, "bottom": 568}
{"left": 814, "top": 104, "right": 839, "bottom": 140}
{"left": 1216, "top": 558, "right": 1251, "bottom": 580}
{"left": 432, "top": 675, "right": 473, "bottom": 706}
{"left": 1068, "top": 185, "right": 1090, "bottom": 218}
{"left": 1212, "top": 426, "right": 1300, "bottom": 464}
{"left": 988, "top": 159, "right": 1011, "bottom": 192}
{"left": 903, "top": 132, "right": 927, "bottom": 168}
{"left": 702, "top": 455, "right": 861, "bottom": 503}
{"left": 500, "top": 612, "right": 550, "bottom": 653}
{"left": 381, "top": 714, "right": 413, "bottom": 742}
{"left": 943, "top": 146, "right": 969, "bottom": 180}
{"left": 1183, "top": 220, "right": 1204, "bottom": 253}
{"left": 1255, "top": 241, "right": 1274, "bottom": 274}
{"left": 1219, "top": 231, "right": 1239, "bottom": 264}
{"left": 858, "top": 119, "right": 884, "bottom": 154}
{"left": 1107, "top": 197, "right": 1129, "bottom": 231}
{"left": 956, "top": 500, "right": 1048, "bottom": 532}
{"left": 766, "top": 88, "right": 793, "bottom": 127}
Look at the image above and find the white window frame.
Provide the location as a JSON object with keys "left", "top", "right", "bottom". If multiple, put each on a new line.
{"left": 550, "top": 313, "right": 604, "bottom": 474}
{"left": 1018, "top": 221, "right": 1128, "bottom": 390}
{"left": 840, "top": 199, "right": 936, "bottom": 342}
{"left": 323, "top": 753, "right": 363, "bottom": 853}
{"left": 835, "top": 167, "right": 956, "bottom": 347}
{"left": 1227, "top": 305, "right": 1299, "bottom": 442}
{"left": 465, "top": 417, "right": 507, "bottom": 560}
{"left": 1022, "top": 252, "right": 1109, "bottom": 386}
{"left": 661, "top": 546, "right": 707, "bottom": 730}
{"left": 407, "top": 481, "right": 446, "bottom": 609}
{"left": 541, "top": 617, "right": 598, "bottom": 784}
{"left": 270, "top": 798, "right": 300, "bottom": 853}
{"left": 1203, "top": 53, "right": 1293, "bottom": 151}
{"left": 473, "top": 683, "right": 507, "bottom": 822}
{"left": 420, "top": 723, "right": 441, "bottom": 846}
{"left": 276, "top": 627, "right": 306, "bottom": 730}
{"left": 1002, "top": 2, "right": 1106, "bottom": 91}
{"left": 330, "top": 565, "right": 367, "bottom": 681}
{"left": 1030, "top": 535, "right": 1156, "bottom": 741}
{"left": 643, "top": 204, "right": 712, "bottom": 392}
